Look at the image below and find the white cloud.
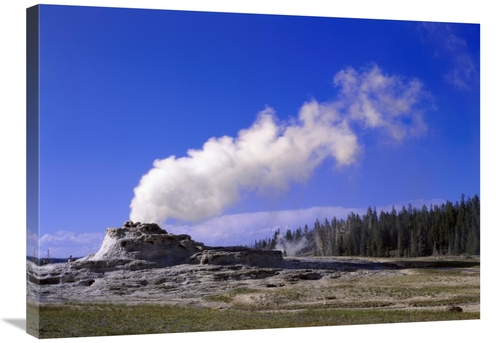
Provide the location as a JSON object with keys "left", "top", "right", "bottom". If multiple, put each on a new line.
{"left": 26, "top": 229, "right": 39, "bottom": 258}
{"left": 130, "top": 65, "right": 429, "bottom": 225}
{"left": 163, "top": 198, "right": 448, "bottom": 247}
{"left": 441, "top": 27, "right": 478, "bottom": 90}
{"left": 39, "top": 231, "right": 105, "bottom": 258}
{"left": 334, "top": 64, "right": 428, "bottom": 139}
{"left": 164, "top": 205, "right": 365, "bottom": 246}
{"left": 420, "top": 23, "right": 479, "bottom": 90}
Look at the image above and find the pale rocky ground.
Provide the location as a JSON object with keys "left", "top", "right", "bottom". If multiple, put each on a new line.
{"left": 27, "top": 222, "right": 480, "bottom": 313}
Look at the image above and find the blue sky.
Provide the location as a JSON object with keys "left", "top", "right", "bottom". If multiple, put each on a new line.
{"left": 30, "top": 4, "right": 480, "bottom": 257}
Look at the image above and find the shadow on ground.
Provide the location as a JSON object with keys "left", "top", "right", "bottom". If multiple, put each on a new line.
{"left": 3, "top": 318, "right": 26, "bottom": 331}
{"left": 286, "top": 257, "right": 480, "bottom": 272}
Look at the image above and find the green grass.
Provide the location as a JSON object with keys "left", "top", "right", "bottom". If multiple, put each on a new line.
{"left": 27, "top": 301, "right": 479, "bottom": 339}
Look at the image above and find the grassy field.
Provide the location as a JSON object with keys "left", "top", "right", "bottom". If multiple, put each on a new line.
{"left": 27, "top": 301, "right": 479, "bottom": 339}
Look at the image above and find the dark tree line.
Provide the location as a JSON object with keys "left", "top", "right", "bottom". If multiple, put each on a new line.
{"left": 252, "top": 194, "right": 480, "bottom": 257}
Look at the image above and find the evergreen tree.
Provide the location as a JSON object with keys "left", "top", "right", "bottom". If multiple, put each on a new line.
{"left": 330, "top": 217, "right": 337, "bottom": 256}
{"left": 251, "top": 195, "right": 479, "bottom": 258}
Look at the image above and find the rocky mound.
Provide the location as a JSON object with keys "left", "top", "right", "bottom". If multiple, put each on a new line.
{"left": 77, "top": 221, "right": 206, "bottom": 269}
{"left": 27, "top": 221, "right": 287, "bottom": 295}
{"left": 49, "top": 221, "right": 285, "bottom": 272}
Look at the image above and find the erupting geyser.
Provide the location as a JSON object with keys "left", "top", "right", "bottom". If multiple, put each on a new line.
{"left": 129, "top": 65, "right": 428, "bottom": 230}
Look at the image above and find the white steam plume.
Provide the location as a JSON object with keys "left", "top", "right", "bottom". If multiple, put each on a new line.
{"left": 130, "top": 65, "right": 428, "bottom": 224}
{"left": 275, "top": 233, "right": 309, "bottom": 257}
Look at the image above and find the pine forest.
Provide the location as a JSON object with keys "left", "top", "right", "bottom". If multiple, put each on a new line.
{"left": 251, "top": 194, "right": 480, "bottom": 258}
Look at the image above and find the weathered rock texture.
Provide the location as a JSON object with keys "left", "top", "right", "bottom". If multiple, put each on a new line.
{"left": 77, "top": 221, "right": 203, "bottom": 268}
{"left": 26, "top": 221, "right": 289, "bottom": 304}
{"left": 191, "top": 247, "right": 284, "bottom": 268}
{"left": 73, "top": 220, "right": 285, "bottom": 270}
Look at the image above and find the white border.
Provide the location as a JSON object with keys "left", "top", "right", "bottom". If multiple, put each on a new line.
{"left": 1, "top": 1, "right": 497, "bottom": 342}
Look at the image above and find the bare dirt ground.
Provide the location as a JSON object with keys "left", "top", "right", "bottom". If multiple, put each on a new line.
{"left": 27, "top": 255, "right": 480, "bottom": 314}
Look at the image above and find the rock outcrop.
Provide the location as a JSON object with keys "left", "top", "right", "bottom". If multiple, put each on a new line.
{"left": 77, "top": 221, "right": 207, "bottom": 269}
{"left": 26, "top": 221, "right": 291, "bottom": 304}
{"left": 44, "top": 221, "right": 285, "bottom": 272}
{"left": 191, "top": 246, "right": 284, "bottom": 268}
